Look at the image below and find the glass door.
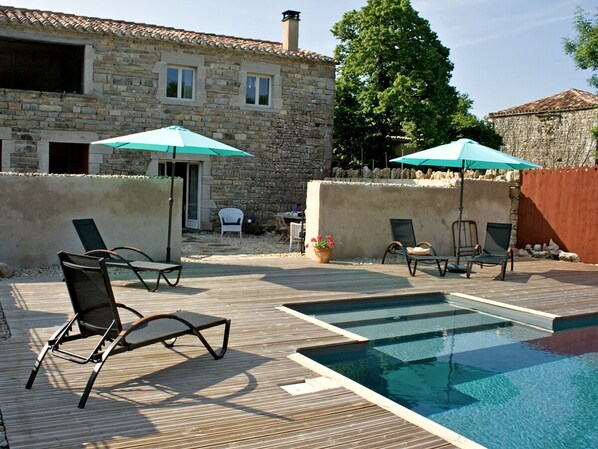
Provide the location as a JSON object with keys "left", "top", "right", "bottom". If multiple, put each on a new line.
{"left": 186, "top": 163, "right": 200, "bottom": 229}
{"left": 159, "top": 161, "right": 201, "bottom": 230}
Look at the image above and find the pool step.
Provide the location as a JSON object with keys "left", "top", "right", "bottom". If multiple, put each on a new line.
{"left": 374, "top": 324, "right": 550, "bottom": 364}
{"left": 315, "top": 301, "right": 455, "bottom": 325}
{"left": 343, "top": 308, "right": 509, "bottom": 340}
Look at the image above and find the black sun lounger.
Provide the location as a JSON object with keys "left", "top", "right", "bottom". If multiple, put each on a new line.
{"left": 72, "top": 218, "right": 182, "bottom": 291}
{"left": 381, "top": 218, "right": 449, "bottom": 276}
{"left": 466, "top": 222, "right": 514, "bottom": 281}
{"left": 25, "top": 252, "right": 231, "bottom": 408}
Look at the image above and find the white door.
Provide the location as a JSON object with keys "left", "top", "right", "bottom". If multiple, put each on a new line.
{"left": 186, "top": 163, "right": 201, "bottom": 229}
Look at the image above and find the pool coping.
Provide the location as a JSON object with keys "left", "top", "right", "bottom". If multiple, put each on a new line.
{"left": 279, "top": 291, "right": 597, "bottom": 449}
{"left": 288, "top": 351, "right": 484, "bottom": 449}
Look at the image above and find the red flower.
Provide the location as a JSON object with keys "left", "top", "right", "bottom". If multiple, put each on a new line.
{"left": 306, "top": 233, "right": 335, "bottom": 250}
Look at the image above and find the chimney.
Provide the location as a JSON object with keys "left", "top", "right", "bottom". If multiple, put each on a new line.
{"left": 282, "top": 10, "right": 300, "bottom": 52}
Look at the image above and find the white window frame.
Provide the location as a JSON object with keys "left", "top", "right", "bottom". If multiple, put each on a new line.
{"left": 154, "top": 52, "right": 205, "bottom": 106}
{"left": 236, "top": 61, "right": 282, "bottom": 112}
{"left": 166, "top": 65, "right": 195, "bottom": 101}
{"left": 245, "top": 74, "right": 272, "bottom": 107}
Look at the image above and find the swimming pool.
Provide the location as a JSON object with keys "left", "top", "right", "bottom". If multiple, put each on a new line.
{"left": 285, "top": 293, "right": 598, "bottom": 449}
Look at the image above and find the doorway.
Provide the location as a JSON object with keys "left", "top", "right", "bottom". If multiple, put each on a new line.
{"left": 159, "top": 161, "right": 202, "bottom": 229}
{"left": 49, "top": 142, "right": 89, "bottom": 174}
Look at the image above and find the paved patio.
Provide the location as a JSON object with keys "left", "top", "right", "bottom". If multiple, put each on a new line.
{"left": 1, "top": 255, "right": 597, "bottom": 448}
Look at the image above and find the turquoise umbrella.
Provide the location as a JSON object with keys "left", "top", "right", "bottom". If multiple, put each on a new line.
{"left": 92, "top": 126, "right": 253, "bottom": 261}
{"left": 390, "top": 139, "right": 541, "bottom": 271}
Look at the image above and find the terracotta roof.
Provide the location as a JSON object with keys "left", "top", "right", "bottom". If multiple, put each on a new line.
{"left": 0, "top": 5, "right": 334, "bottom": 63}
{"left": 489, "top": 89, "right": 598, "bottom": 117}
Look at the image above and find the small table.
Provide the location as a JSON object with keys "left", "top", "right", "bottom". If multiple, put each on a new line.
{"left": 275, "top": 212, "right": 305, "bottom": 252}
{"left": 276, "top": 212, "right": 304, "bottom": 224}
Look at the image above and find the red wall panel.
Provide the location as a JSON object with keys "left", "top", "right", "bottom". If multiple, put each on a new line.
{"left": 518, "top": 166, "right": 598, "bottom": 264}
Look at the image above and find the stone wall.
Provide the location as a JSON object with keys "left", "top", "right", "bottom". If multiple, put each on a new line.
{"left": 0, "top": 27, "right": 335, "bottom": 229}
{"left": 490, "top": 108, "right": 597, "bottom": 168}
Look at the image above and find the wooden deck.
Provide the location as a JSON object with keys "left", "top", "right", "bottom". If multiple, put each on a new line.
{"left": 1, "top": 257, "right": 597, "bottom": 448}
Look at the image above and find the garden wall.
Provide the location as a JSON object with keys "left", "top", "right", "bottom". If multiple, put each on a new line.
{"left": 0, "top": 174, "right": 182, "bottom": 269}
{"left": 304, "top": 179, "right": 512, "bottom": 260}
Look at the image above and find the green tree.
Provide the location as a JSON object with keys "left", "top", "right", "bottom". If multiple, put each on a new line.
{"left": 332, "top": 0, "right": 459, "bottom": 168}
{"left": 448, "top": 93, "right": 504, "bottom": 149}
{"left": 563, "top": 7, "right": 598, "bottom": 89}
{"left": 563, "top": 7, "right": 598, "bottom": 160}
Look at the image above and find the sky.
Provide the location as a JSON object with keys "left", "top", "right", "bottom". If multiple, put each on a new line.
{"left": 5, "top": 0, "right": 597, "bottom": 118}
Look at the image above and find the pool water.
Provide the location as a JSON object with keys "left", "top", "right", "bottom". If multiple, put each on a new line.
{"left": 292, "top": 294, "right": 598, "bottom": 449}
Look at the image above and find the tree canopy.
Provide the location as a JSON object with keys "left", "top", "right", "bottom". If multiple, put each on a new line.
{"left": 332, "top": 0, "right": 459, "bottom": 168}
{"left": 563, "top": 7, "right": 598, "bottom": 90}
{"left": 449, "top": 93, "right": 503, "bottom": 149}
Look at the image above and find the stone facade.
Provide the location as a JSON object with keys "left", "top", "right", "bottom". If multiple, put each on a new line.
{"left": 488, "top": 89, "right": 597, "bottom": 169}
{"left": 0, "top": 6, "right": 335, "bottom": 229}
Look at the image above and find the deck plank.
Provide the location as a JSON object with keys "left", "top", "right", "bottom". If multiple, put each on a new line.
{"left": 1, "top": 258, "right": 597, "bottom": 448}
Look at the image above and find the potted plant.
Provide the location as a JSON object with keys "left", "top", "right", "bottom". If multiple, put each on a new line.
{"left": 306, "top": 234, "right": 335, "bottom": 263}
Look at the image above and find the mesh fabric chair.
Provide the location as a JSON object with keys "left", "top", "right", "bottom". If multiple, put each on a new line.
{"left": 72, "top": 218, "right": 182, "bottom": 292}
{"left": 25, "top": 252, "right": 231, "bottom": 409}
{"left": 218, "top": 208, "right": 243, "bottom": 239}
{"left": 381, "top": 219, "right": 448, "bottom": 276}
{"left": 466, "top": 222, "right": 514, "bottom": 281}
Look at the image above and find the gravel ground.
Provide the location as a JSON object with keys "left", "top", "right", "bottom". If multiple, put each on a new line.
{"left": 9, "top": 231, "right": 307, "bottom": 279}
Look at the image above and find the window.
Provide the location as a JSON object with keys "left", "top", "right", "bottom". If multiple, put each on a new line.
{"left": 237, "top": 62, "right": 281, "bottom": 111}
{"left": 166, "top": 66, "right": 194, "bottom": 100}
{"left": 155, "top": 53, "right": 205, "bottom": 105}
{"left": 0, "top": 37, "right": 84, "bottom": 93}
{"left": 246, "top": 75, "right": 271, "bottom": 106}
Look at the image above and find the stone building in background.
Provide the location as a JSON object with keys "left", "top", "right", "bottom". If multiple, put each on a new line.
{"left": 0, "top": 6, "right": 335, "bottom": 230}
{"left": 488, "top": 89, "right": 597, "bottom": 168}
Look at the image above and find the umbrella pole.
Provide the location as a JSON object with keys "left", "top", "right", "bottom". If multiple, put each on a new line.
{"left": 166, "top": 147, "right": 176, "bottom": 262}
{"left": 448, "top": 161, "right": 467, "bottom": 273}
{"left": 456, "top": 161, "right": 465, "bottom": 265}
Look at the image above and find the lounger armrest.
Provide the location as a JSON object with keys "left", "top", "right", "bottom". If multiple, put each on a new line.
{"left": 115, "top": 303, "right": 144, "bottom": 319}
{"left": 389, "top": 240, "right": 408, "bottom": 255}
{"left": 83, "top": 249, "right": 138, "bottom": 272}
{"left": 83, "top": 249, "right": 118, "bottom": 258}
{"left": 109, "top": 246, "right": 155, "bottom": 262}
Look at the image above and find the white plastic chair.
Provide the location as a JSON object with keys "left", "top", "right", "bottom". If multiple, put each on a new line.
{"left": 218, "top": 208, "right": 243, "bottom": 239}
{"left": 289, "top": 221, "right": 304, "bottom": 252}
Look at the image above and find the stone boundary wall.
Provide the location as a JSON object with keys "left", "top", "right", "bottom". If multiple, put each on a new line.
{"left": 331, "top": 166, "right": 522, "bottom": 183}
{"left": 0, "top": 173, "right": 182, "bottom": 269}
{"left": 304, "top": 179, "right": 513, "bottom": 260}
{"left": 491, "top": 108, "right": 597, "bottom": 169}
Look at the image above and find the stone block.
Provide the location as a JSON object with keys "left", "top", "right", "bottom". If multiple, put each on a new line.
{"left": 0, "top": 263, "right": 15, "bottom": 279}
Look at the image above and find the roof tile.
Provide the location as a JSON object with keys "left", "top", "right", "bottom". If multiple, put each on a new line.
{"left": 0, "top": 5, "right": 334, "bottom": 63}
{"left": 489, "top": 89, "right": 598, "bottom": 117}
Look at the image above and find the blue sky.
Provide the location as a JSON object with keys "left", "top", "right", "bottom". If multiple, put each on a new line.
{"left": 6, "top": 0, "right": 596, "bottom": 118}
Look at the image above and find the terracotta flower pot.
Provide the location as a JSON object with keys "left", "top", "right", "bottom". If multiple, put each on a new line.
{"left": 314, "top": 247, "right": 332, "bottom": 263}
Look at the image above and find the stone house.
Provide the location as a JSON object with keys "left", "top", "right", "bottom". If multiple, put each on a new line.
{"left": 0, "top": 6, "right": 335, "bottom": 230}
{"left": 488, "top": 89, "right": 597, "bottom": 169}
